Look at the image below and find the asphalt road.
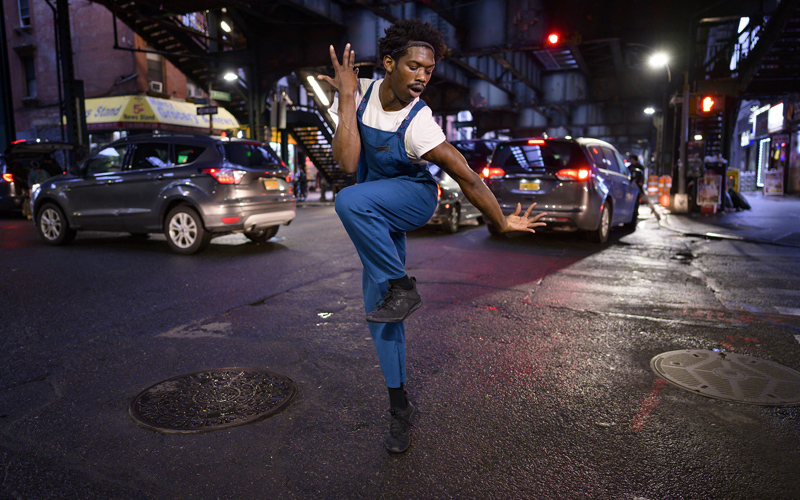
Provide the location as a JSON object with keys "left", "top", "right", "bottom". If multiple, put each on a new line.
{"left": 1, "top": 205, "right": 799, "bottom": 500}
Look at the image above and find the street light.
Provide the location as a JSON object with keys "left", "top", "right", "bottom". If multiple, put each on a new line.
{"left": 648, "top": 52, "right": 672, "bottom": 82}
{"left": 223, "top": 71, "right": 238, "bottom": 81}
{"left": 644, "top": 107, "right": 656, "bottom": 115}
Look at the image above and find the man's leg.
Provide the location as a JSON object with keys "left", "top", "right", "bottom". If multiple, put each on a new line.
{"left": 362, "top": 235, "right": 417, "bottom": 453}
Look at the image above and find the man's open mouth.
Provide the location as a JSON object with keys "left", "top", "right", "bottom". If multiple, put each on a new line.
{"left": 409, "top": 85, "right": 425, "bottom": 94}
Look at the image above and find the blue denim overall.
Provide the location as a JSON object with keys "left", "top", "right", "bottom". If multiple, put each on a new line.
{"left": 335, "top": 81, "right": 438, "bottom": 388}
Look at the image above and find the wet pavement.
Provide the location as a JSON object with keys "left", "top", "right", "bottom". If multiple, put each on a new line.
{"left": 1, "top": 190, "right": 799, "bottom": 500}
{"left": 659, "top": 191, "right": 800, "bottom": 247}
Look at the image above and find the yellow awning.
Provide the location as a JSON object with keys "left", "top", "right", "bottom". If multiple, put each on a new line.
{"left": 84, "top": 95, "right": 240, "bottom": 133}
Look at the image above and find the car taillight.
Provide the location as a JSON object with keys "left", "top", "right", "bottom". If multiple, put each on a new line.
{"left": 2, "top": 173, "right": 13, "bottom": 183}
{"left": 437, "top": 184, "right": 442, "bottom": 198}
{"left": 201, "top": 167, "right": 246, "bottom": 184}
{"left": 481, "top": 167, "right": 505, "bottom": 179}
{"left": 527, "top": 139, "right": 546, "bottom": 145}
{"left": 556, "top": 167, "right": 591, "bottom": 181}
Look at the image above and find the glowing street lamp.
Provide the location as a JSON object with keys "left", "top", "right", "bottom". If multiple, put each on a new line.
{"left": 648, "top": 52, "right": 672, "bottom": 82}
{"left": 644, "top": 107, "right": 656, "bottom": 115}
{"left": 223, "top": 72, "right": 238, "bottom": 81}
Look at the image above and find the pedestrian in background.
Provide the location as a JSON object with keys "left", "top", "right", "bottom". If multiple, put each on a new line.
{"left": 319, "top": 18, "right": 546, "bottom": 453}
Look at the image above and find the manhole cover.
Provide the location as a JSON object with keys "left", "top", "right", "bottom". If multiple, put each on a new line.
{"left": 650, "top": 350, "right": 800, "bottom": 406}
{"left": 130, "top": 368, "right": 297, "bottom": 433}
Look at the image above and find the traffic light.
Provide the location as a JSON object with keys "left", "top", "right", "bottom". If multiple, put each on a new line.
{"left": 547, "top": 33, "right": 559, "bottom": 45}
{"left": 696, "top": 94, "right": 725, "bottom": 115}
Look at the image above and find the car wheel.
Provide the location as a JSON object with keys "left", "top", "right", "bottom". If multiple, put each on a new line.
{"left": 588, "top": 202, "right": 610, "bottom": 244}
{"left": 487, "top": 221, "right": 504, "bottom": 238}
{"left": 37, "top": 203, "right": 76, "bottom": 245}
{"left": 623, "top": 199, "right": 639, "bottom": 232}
{"left": 443, "top": 204, "right": 460, "bottom": 234}
{"left": 164, "top": 205, "right": 211, "bottom": 254}
{"left": 245, "top": 226, "right": 279, "bottom": 243}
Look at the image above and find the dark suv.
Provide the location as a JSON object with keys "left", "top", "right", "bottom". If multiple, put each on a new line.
{"left": 31, "top": 134, "right": 296, "bottom": 254}
{"left": 482, "top": 137, "right": 639, "bottom": 243}
{"left": 0, "top": 140, "right": 73, "bottom": 218}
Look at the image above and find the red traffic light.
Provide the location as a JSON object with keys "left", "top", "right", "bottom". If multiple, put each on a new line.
{"left": 696, "top": 94, "right": 725, "bottom": 115}
{"left": 547, "top": 33, "right": 559, "bottom": 45}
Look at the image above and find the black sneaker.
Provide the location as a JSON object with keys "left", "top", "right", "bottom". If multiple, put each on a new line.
{"left": 366, "top": 278, "right": 422, "bottom": 323}
{"left": 384, "top": 402, "right": 417, "bottom": 453}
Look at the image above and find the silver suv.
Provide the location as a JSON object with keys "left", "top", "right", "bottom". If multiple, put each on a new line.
{"left": 31, "top": 134, "right": 296, "bottom": 254}
{"left": 483, "top": 137, "right": 639, "bottom": 243}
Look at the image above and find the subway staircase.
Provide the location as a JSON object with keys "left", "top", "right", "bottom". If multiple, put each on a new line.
{"left": 286, "top": 107, "right": 353, "bottom": 193}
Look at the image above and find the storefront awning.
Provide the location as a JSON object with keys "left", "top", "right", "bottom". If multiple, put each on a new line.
{"left": 84, "top": 95, "right": 240, "bottom": 133}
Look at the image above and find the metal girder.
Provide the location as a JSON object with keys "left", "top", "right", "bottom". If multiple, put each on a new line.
{"left": 490, "top": 53, "right": 542, "bottom": 94}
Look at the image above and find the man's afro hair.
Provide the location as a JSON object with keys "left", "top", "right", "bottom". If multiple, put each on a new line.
{"left": 378, "top": 18, "right": 447, "bottom": 63}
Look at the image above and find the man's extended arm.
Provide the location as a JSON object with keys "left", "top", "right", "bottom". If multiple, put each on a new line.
{"left": 423, "top": 141, "right": 546, "bottom": 233}
{"left": 317, "top": 44, "right": 360, "bottom": 174}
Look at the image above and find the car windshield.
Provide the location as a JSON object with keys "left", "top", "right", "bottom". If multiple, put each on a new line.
{"left": 223, "top": 143, "right": 281, "bottom": 168}
{"left": 490, "top": 141, "right": 583, "bottom": 173}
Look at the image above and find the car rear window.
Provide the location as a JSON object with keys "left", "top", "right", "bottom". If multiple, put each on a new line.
{"left": 490, "top": 141, "right": 584, "bottom": 173}
{"left": 222, "top": 143, "right": 281, "bottom": 167}
{"left": 174, "top": 144, "right": 206, "bottom": 164}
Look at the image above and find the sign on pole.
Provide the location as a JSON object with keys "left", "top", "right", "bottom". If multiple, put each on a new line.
{"left": 210, "top": 90, "right": 231, "bottom": 101}
{"left": 196, "top": 105, "right": 218, "bottom": 115}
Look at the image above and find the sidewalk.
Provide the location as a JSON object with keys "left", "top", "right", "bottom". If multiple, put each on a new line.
{"left": 659, "top": 191, "right": 800, "bottom": 247}
{"left": 296, "top": 188, "right": 334, "bottom": 206}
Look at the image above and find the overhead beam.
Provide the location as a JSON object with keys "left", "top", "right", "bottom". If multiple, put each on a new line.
{"left": 490, "top": 54, "right": 542, "bottom": 94}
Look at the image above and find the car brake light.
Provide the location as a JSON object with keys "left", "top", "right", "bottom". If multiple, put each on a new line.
{"left": 481, "top": 167, "right": 505, "bottom": 179}
{"left": 221, "top": 217, "right": 241, "bottom": 224}
{"left": 201, "top": 167, "right": 246, "bottom": 184}
{"left": 556, "top": 167, "right": 591, "bottom": 181}
{"left": 437, "top": 184, "right": 442, "bottom": 198}
{"left": 527, "top": 139, "right": 546, "bottom": 145}
{"left": 2, "top": 173, "right": 13, "bottom": 182}
{"left": 11, "top": 139, "right": 25, "bottom": 145}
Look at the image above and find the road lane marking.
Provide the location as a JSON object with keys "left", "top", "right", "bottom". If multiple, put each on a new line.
{"left": 758, "top": 287, "right": 800, "bottom": 297}
{"left": 632, "top": 378, "right": 668, "bottom": 432}
{"left": 775, "top": 307, "right": 800, "bottom": 317}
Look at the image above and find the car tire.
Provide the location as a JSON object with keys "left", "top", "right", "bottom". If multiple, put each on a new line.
{"left": 588, "top": 202, "right": 610, "bottom": 244}
{"left": 487, "top": 221, "right": 504, "bottom": 238}
{"left": 164, "top": 205, "right": 211, "bottom": 254}
{"left": 245, "top": 226, "right": 279, "bottom": 243}
{"left": 623, "top": 199, "right": 639, "bottom": 232}
{"left": 37, "top": 203, "right": 76, "bottom": 245}
{"left": 443, "top": 204, "right": 460, "bottom": 234}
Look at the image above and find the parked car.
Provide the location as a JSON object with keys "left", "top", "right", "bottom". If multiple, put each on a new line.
{"left": 0, "top": 140, "right": 73, "bottom": 218}
{"left": 481, "top": 137, "right": 639, "bottom": 243}
{"left": 30, "top": 133, "right": 296, "bottom": 254}
{"left": 427, "top": 164, "right": 483, "bottom": 233}
{"left": 425, "top": 139, "right": 498, "bottom": 233}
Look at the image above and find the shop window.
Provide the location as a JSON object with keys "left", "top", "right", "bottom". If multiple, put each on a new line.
{"left": 18, "top": 0, "right": 30, "bottom": 27}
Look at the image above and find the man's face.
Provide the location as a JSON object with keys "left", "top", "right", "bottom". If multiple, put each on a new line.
{"left": 385, "top": 46, "right": 436, "bottom": 103}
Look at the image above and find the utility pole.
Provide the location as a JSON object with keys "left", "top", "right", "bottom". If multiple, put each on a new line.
{"left": 57, "top": 0, "right": 87, "bottom": 164}
{"left": 0, "top": 0, "right": 16, "bottom": 150}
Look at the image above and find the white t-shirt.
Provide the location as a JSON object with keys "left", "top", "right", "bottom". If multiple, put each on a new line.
{"left": 329, "top": 78, "right": 446, "bottom": 164}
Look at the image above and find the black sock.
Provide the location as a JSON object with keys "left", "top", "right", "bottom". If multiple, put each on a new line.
{"left": 389, "top": 275, "right": 414, "bottom": 290}
{"left": 388, "top": 384, "right": 408, "bottom": 409}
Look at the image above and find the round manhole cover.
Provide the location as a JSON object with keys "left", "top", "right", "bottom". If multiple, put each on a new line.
{"left": 130, "top": 368, "right": 297, "bottom": 433}
{"left": 650, "top": 350, "right": 800, "bottom": 406}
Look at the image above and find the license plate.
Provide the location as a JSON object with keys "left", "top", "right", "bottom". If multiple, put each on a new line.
{"left": 519, "top": 180, "right": 540, "bottom": 191}
{"left": 263, "top": 179, "right": 280, "bottom": 190}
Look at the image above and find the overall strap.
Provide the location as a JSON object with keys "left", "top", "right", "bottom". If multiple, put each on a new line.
{"left": 356, "top": 81, "right": 377, "bottom": 121}
{"left": 396, "top": 99, "right": 428, "bottom": 134}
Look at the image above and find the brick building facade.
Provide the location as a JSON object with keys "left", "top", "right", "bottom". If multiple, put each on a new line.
{"left": 2, "top": 0, "right": 199, "bottom": 143}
